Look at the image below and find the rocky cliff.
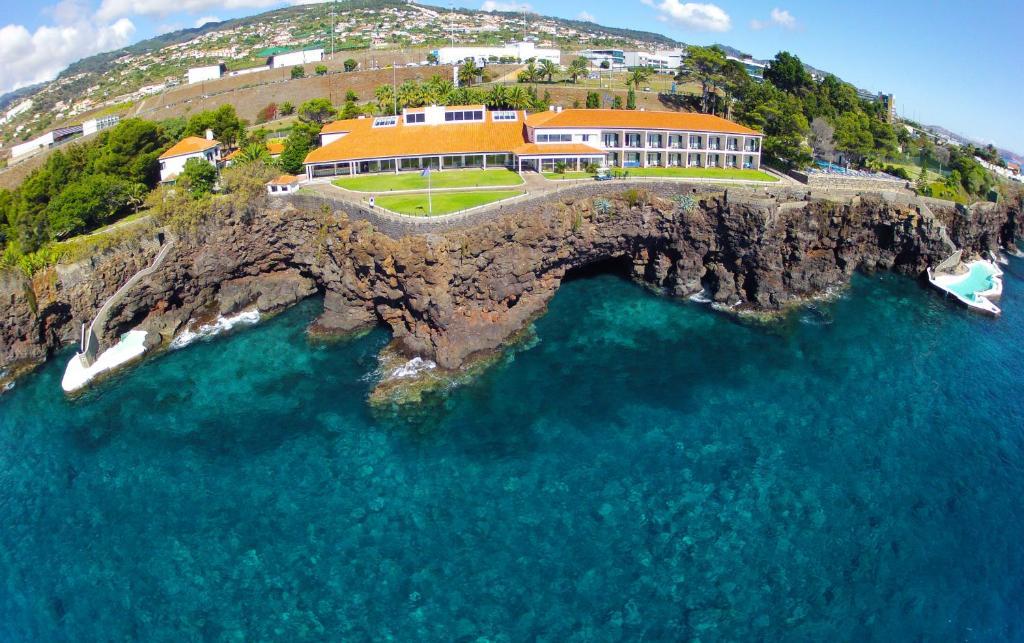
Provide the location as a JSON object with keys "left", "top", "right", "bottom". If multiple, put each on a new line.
{"left": 2, "top": 183, "right": 1020, "bottom": 396}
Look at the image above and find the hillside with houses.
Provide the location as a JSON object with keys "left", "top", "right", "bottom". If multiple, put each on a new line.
{"left": 0, "top": 0, "right": 678, "bottom": 157}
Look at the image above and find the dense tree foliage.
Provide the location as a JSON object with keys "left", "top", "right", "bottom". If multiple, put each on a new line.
{"left": 184, "top": 105, "right": 247, "bottom": 147}
{"left": 278, "top": 122, "right": 320, "bottom": 175}
{"left": 763, "top": 51, "right": 812, "bottom": 95}
{"left": 1, "top": 118, "right": 175, "bottom": 257}
{"left": 179, "top": 158, "right": 218, "bottom": 198}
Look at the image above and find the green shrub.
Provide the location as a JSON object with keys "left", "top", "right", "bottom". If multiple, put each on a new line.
{"left": 622, "top": 188, "right": 649, "bottom": 208}
{"left": 671, "top": 194, "right": 697, "bottom": 214}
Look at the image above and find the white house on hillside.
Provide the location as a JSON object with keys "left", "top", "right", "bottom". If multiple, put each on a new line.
{"left": 268, "top": 49, "right": 324, "bottom": 69}
{"left": 187, "top": 64, "right": 227, "bottom": 84}
{"left": 158, "top": 130, "right": 222, "bottom": 182}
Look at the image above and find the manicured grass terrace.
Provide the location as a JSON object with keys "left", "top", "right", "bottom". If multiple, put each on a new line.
{"left": 375, "top": 190, "right": 524, "bottom": 216}
{"left": 543, "top": 167, "right": 777, "bottom": 182}
{"left": 333, "top": 168, "right": 523, "bottom": 192}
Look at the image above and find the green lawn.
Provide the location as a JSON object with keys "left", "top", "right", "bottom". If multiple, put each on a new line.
{"left": 334, "top": 169, "right": 523, "bottom": 192}
{"left": 619, "top": 167, "right": 778, "bottom": 181}
{"left": 881, "top": 161, "right": 944, "bottom": 183}
{"left": 375, "top": 190, "right": 524, "bottom": 216}
{"left": 544, "top": 167, "right": 777, "bottom": 182}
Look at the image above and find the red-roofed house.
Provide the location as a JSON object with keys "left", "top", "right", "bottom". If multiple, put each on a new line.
{"left": 158, "top": 130, "right": 223, "bottom": 182}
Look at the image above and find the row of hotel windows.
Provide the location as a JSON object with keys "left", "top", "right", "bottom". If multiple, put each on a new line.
{"left": 310, "top": 154, "right": 516, "bottom": 177}
{"left": 602, "top": 133, "right": 759, "bottom": 151}
{"left": 608, "top": 151, "right": 759, "bottom": 168}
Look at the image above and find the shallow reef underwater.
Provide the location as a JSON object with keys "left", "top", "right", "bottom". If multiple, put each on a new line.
{"left": 2, "top": 258, "right": 1024, "bottom": 640}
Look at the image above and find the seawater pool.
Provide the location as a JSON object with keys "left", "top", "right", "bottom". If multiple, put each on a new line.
{"left": 945, "top": 261, "right": 999, "bottom": 300}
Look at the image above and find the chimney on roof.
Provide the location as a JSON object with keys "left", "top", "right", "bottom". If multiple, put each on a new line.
{"left": 548, "top": 105, "right": 555, "bottom": 112}
{"left": 555, "top": 105, "right": 562, "bottom": 113}
{"left": 205, "top": 128, "right": 214, "bottom": 140}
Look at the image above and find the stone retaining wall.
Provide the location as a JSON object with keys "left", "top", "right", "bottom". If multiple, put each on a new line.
{"left": 788, "top": 169, "right": 912, "bottom": 193}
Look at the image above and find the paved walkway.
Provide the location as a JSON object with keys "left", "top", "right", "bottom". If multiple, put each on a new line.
{"left": 83, "top": 236, "right": 174, "bottom": 360}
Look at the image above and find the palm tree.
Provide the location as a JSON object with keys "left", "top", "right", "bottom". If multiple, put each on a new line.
{"left": 423, "top": 75, "right": 455, "bottom": 105}
{"left": 396, "top": 80, "right": 423, "bottom": 109}
{"left": 459, "top": 59, "right": 481, "bottom": 87}
{"left": 539, "top": 59, "right": 559, "bottom": 83}
{"left": 567, "top": 57, "right": 589, "bottom": 84}
{"left": 486, "top": 84, "right": 509, "bottom": 109}
{"left": 236, "top": 142, "right": 270, "bottom": 165}
{"left": 506, "top": 85, "right": 531, "bottom": 110}
{"left": 522, "top": 60, "right": 540, "bottom": 84}
{"left": 375, "top": 84, "right": 395, "bottom": 115}
{"left": 627, "top": 67, "right": 653, "bottom": 90}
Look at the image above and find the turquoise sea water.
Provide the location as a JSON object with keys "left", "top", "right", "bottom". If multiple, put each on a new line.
{"left": 2, "top": 259, "right": 1024, "bottom": 640}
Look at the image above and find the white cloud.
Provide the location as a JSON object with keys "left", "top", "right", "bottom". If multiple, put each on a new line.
{"left": 640, "top": 0, "right": 731, "bottom": 32}
{"left": 577, "top": 11, "right": 595, "bottom": 22}
{"left": 194, "top": 15, "right": 221, "bottom": 27}
{"left": 0, "top": 13, "right": 135, "bottom": 95}
{"left": 97, "top": 0, "right": 283, "bottom": 21}
{"left": 480, "top": 1, "right": 532, "bottom": 12}
{"left": 751, "top": 7, "right": 798, "bottom": 30}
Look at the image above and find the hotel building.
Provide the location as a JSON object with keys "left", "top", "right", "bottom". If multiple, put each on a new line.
{"left": 303, "top": 105, "right": 762, "bottom": 179}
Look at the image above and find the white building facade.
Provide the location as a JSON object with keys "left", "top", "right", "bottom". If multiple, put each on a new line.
{"left": 434, "top": 41, "right": 560, "bottom": 65}
{"left": 523, "top": 109, "right": 762, "bottom": 172}
{"left": 269, "top": 49, "right": 325, "bottom": 69}
{"left": 623, "top": 50, "right": 682, "bottom": 70}
{"left": 187, "top": 64, "right": 226, "bottom": 84}
{"left": 82, "top": 115, "right": 120, "bottom": 137}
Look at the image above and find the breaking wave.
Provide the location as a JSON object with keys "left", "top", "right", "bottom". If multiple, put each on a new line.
{"left": 389, "top": 356, "right": 437, "bottom": 379}
{"left": 170, "top": 310, "right": 261, "bottom": 349}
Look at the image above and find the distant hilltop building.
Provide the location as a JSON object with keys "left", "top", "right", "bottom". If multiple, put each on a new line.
{"left": 579, "top": 49, "right": 625, "bottom": 69}
{"left": 725, "top": 55, "right": 767, "bottom": 81}
{"left": 187, "top": 64, "right": 226, "bottom": 84}
{"left": 0, "top": 99, "right": 33, "bottom": 125}
{"left": 434, "top": 41, "right": 559, "bottom": 66}
{"left": 267, "top": 48, "right": 324, "bottom": 69}
{"left": 878, "top": 93, "right": 895, "bottom": 123}
{"left": 623, "top": 50, "right": 684, "bottom": 71}
{"left": 10, "top": 115, "right": 118, "bottom": 160}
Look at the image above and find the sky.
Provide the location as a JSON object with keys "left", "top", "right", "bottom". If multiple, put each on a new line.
{"left": 2, "top": 0, "right": 1022, "bottom": 153}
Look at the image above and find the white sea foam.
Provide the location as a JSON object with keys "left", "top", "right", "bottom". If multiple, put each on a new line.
{"left": 170, "top": 310, "right": 261, "bottom": 349}
{"left": 389, "top": 356, "right": 437, "bottom": 379}
{"left": 2, "top": 381, "right": 13, "bottom": 393}
{"left": 688, "top": 290, "right": 713, "bottom": 304}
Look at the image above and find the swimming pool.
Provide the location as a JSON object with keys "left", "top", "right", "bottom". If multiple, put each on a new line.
{"left": 944, "top": 262, "right": 1000, "bottom": 301}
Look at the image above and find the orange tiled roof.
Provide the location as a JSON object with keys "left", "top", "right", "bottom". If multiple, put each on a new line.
{"left": 515, "top": 143, "right": 606, "bottom": 156}
{"left": 306, "top": 115, "right": 527, "bottom": 164}
{"left": 525, "top": 109, "right": 761, "bottom": 135}
{"left": 225, "top": 140, "right": 286, "bottom": 161}
{"left": 268, "top": 174, "right": 299, "bottom": 185}
{"left": 159, "top": 136, "right": 220, "bottom": 160}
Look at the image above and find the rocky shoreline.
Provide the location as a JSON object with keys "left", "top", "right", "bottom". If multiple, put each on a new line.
{"left": 1, "top": 182, "right": 1020, "bottom": 400}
